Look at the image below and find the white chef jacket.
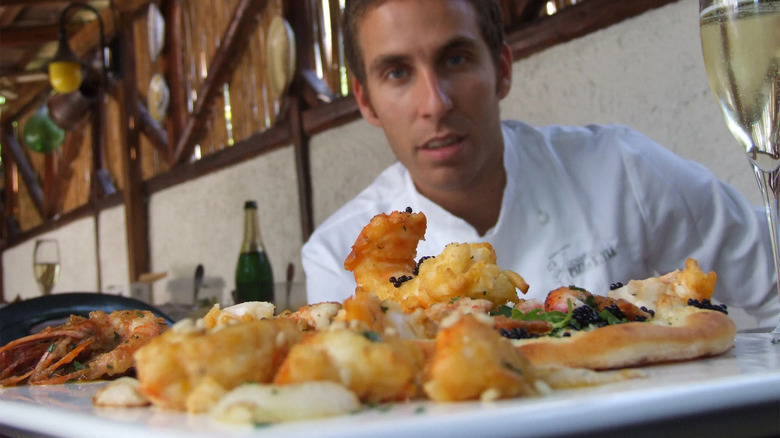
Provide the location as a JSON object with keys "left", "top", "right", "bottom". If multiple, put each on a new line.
{"left": 302, "top": 120, "right": 780, "bottom": 327}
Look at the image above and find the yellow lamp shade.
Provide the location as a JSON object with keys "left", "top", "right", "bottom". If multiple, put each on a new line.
{"left": 49, "top": 61, "right": 83, "bottom": 94}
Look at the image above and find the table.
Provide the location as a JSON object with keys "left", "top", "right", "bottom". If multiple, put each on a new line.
{"left": 0, "top": 334, "right": 778, "bottom": 438}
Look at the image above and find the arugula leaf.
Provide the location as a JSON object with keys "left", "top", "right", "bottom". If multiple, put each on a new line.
{"left": 362, "top": 330, "right": 381, "bottom": 342}
{"left": 492, "top": 305, "right": 512, "bottom": 317}
{"left": 506, "top": 299, "right": 574, "bottom": 330}
{"left": 599, "top": 308, "right": 626, "bottom": 325}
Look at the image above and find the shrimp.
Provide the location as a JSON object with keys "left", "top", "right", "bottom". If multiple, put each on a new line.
{"left": 0, "top": 310, "right": 168, "bottom": 386}
{"left": 544, "top": 286, "right": 592, "bottom": 313}
{"left": 344, "top": 209, "right": 427, "bottom": 299}
{"left": 345, "top": 210, "right": 528, "bottom": 311}
{"left": 545, "top": 286, "right": 652, "bottom": 322}
{"left": 273, "top": 324, "right": 425, "bottom": 403}
{"left": 423, "top": 313, "right": 541, "bottom": 402}
{"left": 134, "top": 317, "right": 302, "bottom": 412}
{"left": 608, "top": 258, "right": 717, "bottom": 317}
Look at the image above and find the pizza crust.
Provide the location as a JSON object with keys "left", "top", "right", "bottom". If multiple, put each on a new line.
{"left": 511, "top": 309, "right": 736, "bottom": 370}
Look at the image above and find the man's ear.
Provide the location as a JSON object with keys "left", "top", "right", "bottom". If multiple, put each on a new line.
{"left": 353, "top": 77, "right": 381, "bottom": 127}
{"left": 496, "top": 42, "right": 513, "bottom": 99}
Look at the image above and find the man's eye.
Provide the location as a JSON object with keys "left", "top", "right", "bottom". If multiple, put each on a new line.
{"left": 446, "top": 55, "right": 465, "bottom": 67}
{"left": 387, "top": 68, "right": 407, "bottom": 80}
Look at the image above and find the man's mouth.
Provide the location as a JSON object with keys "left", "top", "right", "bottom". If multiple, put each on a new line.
{"left": 422, "top": 135, "right": 462, "bottom": 150}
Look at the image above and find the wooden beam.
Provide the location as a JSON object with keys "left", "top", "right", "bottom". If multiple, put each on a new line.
{"left": 507, "top": 0, "right": 679, "bottom": 60}
{"left": 0, "top": 122, "right": 45, "bottom": 217}
{"left": 288, "top": 0, "right": 316, "bottom": 74}
{"left": 136, "top": 97, "right": 170, "bottom": 160}
{"left": 288, "top": 98, "right": 314, "bottom": 241}
{"left": 299, "top": 68, "right": 336, "bottom": 107}
{"left": 43, "top": 152, "right": 57, "bottom": 220}
{"left": 173, "top": 0, "right": 270, "bottom": 164}
{"left": 4, "top": 193, "right": 123, "bottom": 249}
{"left": 146, "top": 122, "right": 291, "bottom": 194}
{"left": 0, "top": 0, "right": 73, "bottom": 5}
{"left": 301, "top": 95, "right": 360, "bottom": 136}
{"left": 50, "top": 124, "right": 87, "bottom": 218}
{"left": 162, "top": 0, "right": 186, "bottom": 153}
{"left": 0, "top": 24, "right": 82, "bottom": 48}
{"left": 0, "top": 6, "right": 24, "bottom": 27}
{"left": 1, "top": 131, "right": 15, "bottom": 246}
{"left": 0, "top": 0, "right": 149, "bottom": 12}
{"left": 116, "top": 9, "right": 149, "bottom": 282}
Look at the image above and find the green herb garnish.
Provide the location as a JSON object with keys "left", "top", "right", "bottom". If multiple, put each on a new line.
{"left": 362, "top": 330, "right": 381, "bottom": 342}
{"left": 599, "top": 308, "right": 626, "bottom": 325}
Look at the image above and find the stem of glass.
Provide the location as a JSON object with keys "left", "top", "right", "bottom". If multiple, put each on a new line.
{"left": 751, "top": 164, "right": 780, "bottom": 337}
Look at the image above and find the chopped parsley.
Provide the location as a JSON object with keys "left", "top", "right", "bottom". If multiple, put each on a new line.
{"left": 362, "top": 330, "right": 381, "bottom": 342}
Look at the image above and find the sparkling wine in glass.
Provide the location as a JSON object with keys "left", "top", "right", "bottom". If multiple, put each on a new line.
{"left": 33, "top": 239, "right": 60, "bottom": 295}
{"left": 699, "top": 0, "right": 780, "bottom": 335}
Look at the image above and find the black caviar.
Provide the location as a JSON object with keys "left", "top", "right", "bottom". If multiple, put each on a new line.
{"left": 413, "top": 256, "right": 434, "bottom": 276}
{"left": 571, "top": 305, "right": 605, "bottom": 327}
{"left": 389, "top": 275, "right": 414, "bottom": 288}
{"left": 687, "top": 298, "right": 728, "bottom": 314}
{"left": 499, "top": 327, "right": 542, "bottom": 340}
{"left": 609, "top": 282, "right": 624, "bottom": 290}
{"left": 603, "top": 304, "right": 626, "bottom": 320}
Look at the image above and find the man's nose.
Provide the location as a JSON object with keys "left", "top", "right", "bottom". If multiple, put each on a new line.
{"left": 418, "top": 71, "right": 453, "bottom": 119}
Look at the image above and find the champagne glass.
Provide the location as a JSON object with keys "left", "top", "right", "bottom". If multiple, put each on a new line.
{"left": 33, "top": 239, "right": 60, "bottom": 295}
{"left": 699, "top": 0, "right": 780, "bottom": 337}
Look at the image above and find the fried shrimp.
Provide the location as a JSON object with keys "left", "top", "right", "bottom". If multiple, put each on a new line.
{"left": 273, "top": 325, "right": 425, "bottom": 403}
{"left": 344, "top": 209, "right": 427, "bottom": 298}
{"left": 423, "top": 313, "right": 541, "bottom": 402}
{"left": 345, "top": 210, "right": 528, "bottom": 311}
{"left": 608, "top": 258, "right": 717, "bottom": 316}
{"left": 0, "top": 310, "right": 168, "bottom": 386}
{"left": 133, "top": 317, "right": 301, "bottom": 412}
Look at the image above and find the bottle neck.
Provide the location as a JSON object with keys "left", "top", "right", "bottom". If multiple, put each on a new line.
{"left": 241, "top": 207, "right": 263, "bottom": 253}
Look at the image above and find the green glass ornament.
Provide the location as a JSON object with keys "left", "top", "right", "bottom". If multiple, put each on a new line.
{"left": 23, "top": 106, "right": 65, "bottom": 153}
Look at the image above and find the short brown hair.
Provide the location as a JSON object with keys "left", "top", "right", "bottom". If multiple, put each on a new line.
{"left": 343, "top": 0, "right": 505, "bottom": 86}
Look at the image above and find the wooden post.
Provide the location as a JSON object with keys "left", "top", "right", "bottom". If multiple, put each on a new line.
{"left": 287, "top": 0, "right": 316, "bottom": 241}
{"left": 116, "top": 10, "right": 150, "bottom": 282}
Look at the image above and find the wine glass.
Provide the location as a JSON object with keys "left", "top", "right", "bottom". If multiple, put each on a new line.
{"left": 699, "top": 0, "right": 780, "bottom": 337}
{"left": 33, "top": 239, "right": 60, "bottom": 295}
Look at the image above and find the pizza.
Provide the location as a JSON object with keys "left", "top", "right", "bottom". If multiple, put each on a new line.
{"left": 60, "top": 208, "right": 735, "bottom": 425}
{"left": 500, "top": 258, "right": 736, "bottom": 370}
{"left": 343, "top": 208, "right": 737, "bottom": 371}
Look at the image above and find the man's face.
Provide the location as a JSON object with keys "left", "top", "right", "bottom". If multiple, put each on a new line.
{"left": 353, "top": 0, "right": 512, "bottom": 197}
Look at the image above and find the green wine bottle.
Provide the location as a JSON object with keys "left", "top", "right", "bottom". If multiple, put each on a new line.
{"left": 234, "top": 200, "right": 274, "bottom": 304}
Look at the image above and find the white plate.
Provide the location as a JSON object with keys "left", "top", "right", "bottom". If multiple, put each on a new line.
{"left": 148, "top": 73, "right": 169, "bottom": 123}
{"left": 147, "top": 3, "right": 165, "bottom": 62}
{"left": 266, "top": 15, "right": 296, "bottom": 97}
{"left": 1, "top": 334, "right": 779, "bottom": 438}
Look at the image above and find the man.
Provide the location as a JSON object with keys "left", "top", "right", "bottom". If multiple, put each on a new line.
{"left": 302, "top": 0, "right": 779, "bottom": 328}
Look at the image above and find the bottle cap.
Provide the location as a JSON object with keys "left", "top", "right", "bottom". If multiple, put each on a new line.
{"left": 244, "top": 200, "right": 257, "bottom": 209}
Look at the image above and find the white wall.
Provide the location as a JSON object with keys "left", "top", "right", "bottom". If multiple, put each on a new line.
{"left": 147, "top": 145, "right": 303, "bottom": 305}
{"left": 3, "top": 1, "right": 764, "bottom": 325}
{"left": 3, "top": 217, "right": 99, "bottom": 301}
